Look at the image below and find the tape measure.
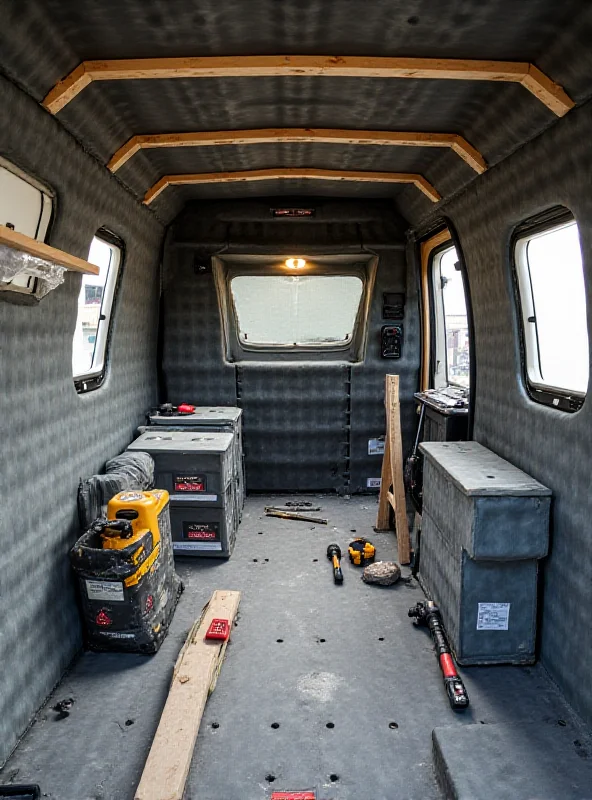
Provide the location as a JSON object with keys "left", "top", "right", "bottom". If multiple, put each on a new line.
{"left": 348, "top": 537, "right": 376, "bottom": 566}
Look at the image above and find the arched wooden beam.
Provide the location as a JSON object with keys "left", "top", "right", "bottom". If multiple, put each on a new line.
{"left": 43, "top": 56, "right": 574, "bottom": 117}
{"left": 108, "top": 128, "right": 487, "bottom": 174}
{"left": 143, "top": 168, "right": 442, "bottom": 205}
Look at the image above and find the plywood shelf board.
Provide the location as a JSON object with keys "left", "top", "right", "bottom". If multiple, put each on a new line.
{"left": 0, "top": 224, "right": 99, "bottom": 275}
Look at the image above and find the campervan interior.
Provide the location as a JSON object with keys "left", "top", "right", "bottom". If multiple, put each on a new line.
{"left": 1, "top": 2, "right": 592, "bottom": 798}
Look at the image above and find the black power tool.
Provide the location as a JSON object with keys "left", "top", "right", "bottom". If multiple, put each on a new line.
{"left": 409, "top": 600, "right": 469, "bottom": 710}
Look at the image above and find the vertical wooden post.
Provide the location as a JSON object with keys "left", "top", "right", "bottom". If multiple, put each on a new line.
{"left": 375, "top": 375, "right": 411, "bottom": 564}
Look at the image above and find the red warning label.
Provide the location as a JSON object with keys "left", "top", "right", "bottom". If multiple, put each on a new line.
{"left": 271, "top": 794, "right": 315, "bottom": 800}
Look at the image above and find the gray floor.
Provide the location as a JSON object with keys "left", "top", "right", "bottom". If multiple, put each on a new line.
{"left": 1, "top": 496, "right": 590, "bottom": 800}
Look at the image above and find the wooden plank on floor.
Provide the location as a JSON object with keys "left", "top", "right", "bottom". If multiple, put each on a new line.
{"left": 134, "top": 589, "right": 241, "bottom": 800}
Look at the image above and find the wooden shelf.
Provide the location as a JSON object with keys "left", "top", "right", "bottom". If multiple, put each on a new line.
{"left": 0, "top": 225, "right": 99, "bottom": 275}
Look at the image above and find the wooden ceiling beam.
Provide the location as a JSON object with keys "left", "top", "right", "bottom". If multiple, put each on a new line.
{"left": 143, "top": 168, "right": 442, "bottom": 205}
{"left": 108, "top": 128, "right": 487, "bottom": 174}
{"left": 42, "top": 56, "right": 574, "bottom": 117}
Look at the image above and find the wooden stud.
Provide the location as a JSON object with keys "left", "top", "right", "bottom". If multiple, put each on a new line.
{"left": 143, "top": 168, "right": 442, "bottom": 205}
{"left": 108, "top": 128, "right": 487, "bottom": 174}
{"left": 0, "top": 224, "right": 99, "bottom": 275}
{"left": 134, "top": 590, "right": 241, "bottom": 800}
{"left": 375, "top": 375, "right": 411, "bottom": 564}
{"left": 419, "top": 229, "right": 452, "bottom": 391}
{"left": 42, "top": 56, "right": 574, "bottom": 117}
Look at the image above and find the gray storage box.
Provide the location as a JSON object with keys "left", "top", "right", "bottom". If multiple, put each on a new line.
{"left": 143, "top": 407, "right": 245, "bottom": 512}
{"left": 168, "top": 489, "right": 238, "bottom": 558}
{"left": 418, "top": 441, "right": 551, "bottom": 665}
{"left": 127, "top": 431, "right": 235, "bottom": 501}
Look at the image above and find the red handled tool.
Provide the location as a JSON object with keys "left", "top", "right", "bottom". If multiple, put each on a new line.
{"left": 408, "top": 600, "right": 469, "bottom": 710}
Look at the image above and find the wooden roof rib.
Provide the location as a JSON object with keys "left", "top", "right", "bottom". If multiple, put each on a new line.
{"left": 108, "top": 129, "right": 488, "bottom": 174}
{"left": 42, "top": 56, "right": 574, "bottom": 116}
{"left": 142, "top": 169, "right": 442, "bottom": 205}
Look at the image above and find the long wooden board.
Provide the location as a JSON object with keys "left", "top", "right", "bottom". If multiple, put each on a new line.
{"left": 42, "top": 56, "right": 574, "bottom": 116}
{"left": 0, "top": 224, "right": 99, "bottom": 275}
{"left": 108, "top": 128, "right": 487, "bottom": 174}
{"left": 376, "top": 375, "right": 411, "bottom": 564}
{"left": 143, "top": 168, "right": 441, "bottom": 205}
{"left": 134, "top": 590, "right": 241, "bottom": 800}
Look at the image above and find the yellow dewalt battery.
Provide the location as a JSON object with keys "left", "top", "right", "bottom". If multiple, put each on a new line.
{"left": 70, "top": 490, "right": 182, "bottom": 653}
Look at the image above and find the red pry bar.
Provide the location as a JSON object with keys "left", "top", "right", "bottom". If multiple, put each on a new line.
{"left": 271, "top": 794, "right": 316, "bottom": 800}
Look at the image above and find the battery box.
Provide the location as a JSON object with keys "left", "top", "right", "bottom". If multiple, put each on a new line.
{"left": 169, "top": 494, "right": 238, "bottom": 558}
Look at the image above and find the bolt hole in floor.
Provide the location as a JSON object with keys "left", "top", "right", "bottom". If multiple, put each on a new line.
{"left": 2, "top": 496, "right": 591, "bottom": 800}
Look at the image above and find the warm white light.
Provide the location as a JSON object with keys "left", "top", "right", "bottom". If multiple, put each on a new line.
{"left": 285, "top": 257, "right": 307, "bottom": 270}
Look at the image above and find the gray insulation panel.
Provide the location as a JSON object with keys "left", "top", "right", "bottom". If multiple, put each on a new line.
{"left": 0, "top": 72, "right": 163, "bottom": 765}
{"left": 409, "top": 97, "right": 592, "bottom": 722}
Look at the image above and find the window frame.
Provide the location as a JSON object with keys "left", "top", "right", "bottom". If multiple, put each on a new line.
{"left": 511, "top": 207, "right": 588, "bottom": 413}
{"left": 0, "top": 156, "right": 54, "bottom": 297}
{"left": 213, "top": 255, "right": 377, "bottom": 363}
{"left": 73, "top": 228, "right": 124, "bottom": 393}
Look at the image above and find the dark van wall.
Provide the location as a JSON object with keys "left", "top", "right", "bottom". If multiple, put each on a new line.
{"left": 408, "top": 99, "right": 592, "bottom": 726}
{"left": 0, "top": 74, "right": 163, "bottom": 764}
{"left": 162, "top": 199, "right": 420, "bottom": 493}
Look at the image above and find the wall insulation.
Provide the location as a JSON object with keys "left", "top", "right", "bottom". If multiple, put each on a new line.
{"left": 0, "top": 73, "right": 163, "bottom": 765}
{"left": 409, "top": 98, "right": 592, "bottom": 726}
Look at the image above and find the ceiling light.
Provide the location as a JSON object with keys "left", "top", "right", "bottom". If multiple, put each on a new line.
{"left": 285, "top": 257, "right": 307, "bottom": 270}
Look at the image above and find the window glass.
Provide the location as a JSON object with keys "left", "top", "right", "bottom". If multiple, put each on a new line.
{"left": 432, "top": 246, "right": 471, "bottom": 388}
{"left": 230, "top": 275, "right": 364, "bottom": 347}
{"left": 515, "top": 219, "right": 588, "bottom": 397}
{"left": 72, "top": 235, "right": 121, "bottom": 385}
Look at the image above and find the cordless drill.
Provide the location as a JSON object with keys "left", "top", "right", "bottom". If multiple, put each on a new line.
{"left": 326, "top": 543, "right": 344, "bottom": 584}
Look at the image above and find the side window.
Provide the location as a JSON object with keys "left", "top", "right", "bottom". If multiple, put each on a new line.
{"left": 431, "top": 244, "right": 471, "bottom": 389}
{"left": 514, "top": 211, "right": 588, "bottom": 411}
{"left": 0, "top": 158, "right": 53, "bottom": 295}
{"left": 72, "top": 231, "right": 123, "bottom": 392}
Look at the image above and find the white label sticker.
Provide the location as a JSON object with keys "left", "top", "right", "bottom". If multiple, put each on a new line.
{"left": 366, "top": 477, "right": 382, "bottom": 489}
{"left": 170, "top": 494, "right": 218, "bottom": 502}
{"left": 477, "top": 602, "right": 510, "bottom": 631}
{"left": 86, "top": 580, "right": 124, "bottom": 602}
{"left": 368, "top": 438, "right": 385, "bottom": 456}
{"left": 173, "top": 541, "right": 223, "bottom": 552}
{"left": 100, "top": 631, "right": 135, "bottom": 639}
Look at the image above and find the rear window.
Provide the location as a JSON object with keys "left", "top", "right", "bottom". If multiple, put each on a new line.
{"left": 230, "top": 275, "right": 364, "bottom": 348}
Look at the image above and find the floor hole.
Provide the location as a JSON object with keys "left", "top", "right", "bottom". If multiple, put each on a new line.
{"left": 124, "top": 719, "right": 134, "bottom": 727}
{"left": 389, "top": 722, "right": 399, "bottom": 729}
{"left": 378, "top": 637, "right": 384, "bottom": 641}
{"left": 318, "top": 638, "right": 326, "bottom": 643}
{"left": 265, "top": 558, "right": 269, "bottom": 562}
{"left": 277, "top": 639, "right": 283, "bottom": 643}
{"left": 266, "top": 774, "right": 275, "bottom": 783}
{"left": 312, "top": 558, "right": 318, "bottom": 562}
{"left": 350, "top": 529, "right": 356, "bottom": 532}
{"left": 253, "top": 558, "right": 258, "bottom": 562}
{"left": 271, "top": 722, "right": 280, "bottom": 729}
{"left": 211, "top": 722, "right": 220, "bottom": 729}
{"left": 558, "top": 719, "right": 567, "bottom": 727}
{"left": 326, "top": 722, "right": 334, "bottom": 729}
{"left": 258, "top": 531, "right": 263, "bottom": 535}
{"left": 330, "top": 774, "right": 339, "bottom": 782}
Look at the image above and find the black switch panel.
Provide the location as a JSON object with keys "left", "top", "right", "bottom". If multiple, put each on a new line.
{"left": 381, "top": 324, "right": 403, "bottom": 358}
{"left": 382, "top": 292, "right": 405, "bottom": 319}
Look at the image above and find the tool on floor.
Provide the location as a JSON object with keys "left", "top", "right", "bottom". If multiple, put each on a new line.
{"left": 265, "top": 509, "right": 328, "bottom": 524}
{"left": 271, "top": 793, "right": 316, "bottom": 799}
{"left": 70, "top": 490, "right": 182, "bottom": 654}
{"left": 265, "top": 505, "right": 322, "bottom": 513}
{"left": 326, "top": 543, "right": 344, "bottom": 584}
{"left": 348, "top": 537, "right": 376, "bottom": 566}
{"left": 408, "top": 600, "right": 469, "bottom": 710}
